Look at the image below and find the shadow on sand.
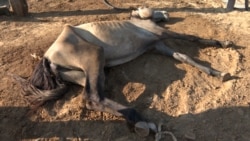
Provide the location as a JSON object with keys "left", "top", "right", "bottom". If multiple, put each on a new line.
{"left": 0, "top": 105, "right": 249, "bottom": 141}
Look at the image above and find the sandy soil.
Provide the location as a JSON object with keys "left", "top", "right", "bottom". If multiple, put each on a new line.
{"left": 0, "top": 0, "right": 250, "bottom": 141}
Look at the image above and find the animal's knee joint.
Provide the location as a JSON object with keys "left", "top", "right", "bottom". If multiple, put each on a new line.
{"left": 85, "top": 99, "right": 102, "bottom": 110}
{"left": 173, "top": 52, "right": 190, "bottom": 63}
{"left": 86, "top": 101, "right": 94, "bottom": 110}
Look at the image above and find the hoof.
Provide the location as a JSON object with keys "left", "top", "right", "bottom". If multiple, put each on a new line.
{"left": 135, "top": 122, "right": 150, "bottom": 137}
{"left": 135, "top": 121, "right": 158, "bottom": 137}
{"left": 220, "top": 72, "right": 232, "bottom": 82}
{"left": 147, "top": 122, "right": 157, "bottom": 133}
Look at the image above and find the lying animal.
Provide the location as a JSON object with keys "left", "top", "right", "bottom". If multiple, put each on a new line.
{"left": 12, "top": 7, "right": 233, "bottom": 137}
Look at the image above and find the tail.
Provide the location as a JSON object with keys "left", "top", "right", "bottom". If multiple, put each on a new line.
{"left": 9, "top": 58, "right": 69, "bottom": 109}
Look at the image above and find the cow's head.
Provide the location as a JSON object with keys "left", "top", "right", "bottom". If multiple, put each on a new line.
{"left": 131, "top": 6, "right": 169, "bottom": 22}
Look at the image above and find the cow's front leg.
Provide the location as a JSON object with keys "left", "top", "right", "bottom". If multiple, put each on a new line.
{"left": 161, "top": 30, "right": 233, "bottom": 48}
{"left": 154, "top": 42, "right": 231, "bottom": 81}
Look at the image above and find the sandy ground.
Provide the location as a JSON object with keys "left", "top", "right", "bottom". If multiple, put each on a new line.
{"left": 0, "top": 0, "right": 250, "bottom": 141}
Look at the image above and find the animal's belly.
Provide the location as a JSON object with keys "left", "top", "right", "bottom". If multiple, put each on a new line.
{"left": 104, "top": 47, "right": 148, "bottom": 67}
{"left": 101, "top": 36, "right": 151, "bottom": 65}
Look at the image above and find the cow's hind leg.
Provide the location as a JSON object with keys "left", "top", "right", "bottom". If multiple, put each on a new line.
{"left": 85, "top": 70, "right": 145, "bottom": 126}
{"left": 80, "top": 46, "right": 146, "bottom": 129}
{"left": 52, "top": 45, "right": 147, "bottom": 132}
{"left": 84, "top": 62, "right": 153, "bottom": 136}
{"left": 154, "top": 42, "right": 231, "bottom": 81}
